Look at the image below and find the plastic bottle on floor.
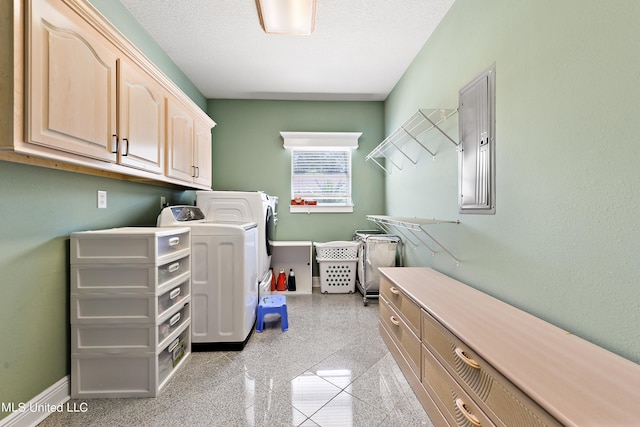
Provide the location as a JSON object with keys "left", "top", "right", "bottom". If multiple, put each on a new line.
{"left": 287, "top": 269, "right": 296, "bottom": 291}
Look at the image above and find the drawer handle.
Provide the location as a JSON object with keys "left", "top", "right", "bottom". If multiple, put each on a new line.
{"left": 168, "top": 337, "right": 180, "bottom": 353}
{"left": 169, "top": 312, "right": 181, "bottom": 326}
{"left": 389, "top": 316, "right": 400, "bottom": 326}
{"left": 455, "top": 347, "right": 481, "bottom": 369}
{"left": 455, "top": 398, "right": 481, "bottom": 427}
{"left": 167, "top": 262, "right": 180, "bottom": 273}
{"left": 169, "top": 288, "right": 181, "bottom": 300}
{"left": 389, "top": 286, "right": 400, "bottom": 295}
{"left": 168, "top": 237, "right": 180, "bottom": 247}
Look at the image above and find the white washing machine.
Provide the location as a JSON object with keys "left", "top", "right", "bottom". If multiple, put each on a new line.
{"left": 196, "top": 191, "right": 277, "bottom": 296}
{"left": 157, "top": 205, "right": 258, "bottom": 350}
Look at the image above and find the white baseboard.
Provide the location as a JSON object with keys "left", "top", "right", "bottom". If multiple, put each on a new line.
{"left": 1, "top": 377, "right": 70, "bottom": 427}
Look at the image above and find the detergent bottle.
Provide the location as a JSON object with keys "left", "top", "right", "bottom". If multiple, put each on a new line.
{"left": 276, "top": 269, "right": 287, "bottom": 291}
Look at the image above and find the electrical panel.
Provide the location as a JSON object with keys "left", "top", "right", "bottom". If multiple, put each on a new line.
{"left": 458, "top": 64, "right": 496, "bottom": 214}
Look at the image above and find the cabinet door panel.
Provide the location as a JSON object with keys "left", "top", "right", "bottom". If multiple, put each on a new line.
{"left": 166, "top": 98, "right": 194, "bottom": 182}
{"left": 193, "top": 120, "right": 212, "bottom": 187}
{"left": 119, "top": 60, "right": 165, "bottom": 173}
{"left": 28, "top": 0, "right": 117, "bottom": 161}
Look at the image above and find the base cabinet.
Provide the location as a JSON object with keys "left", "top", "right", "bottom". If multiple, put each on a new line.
{"left": 70, "top": 227, "right": 192, "bottom": 398}
{"left": 379, "top": 267, "right": 640, "bottom": 427}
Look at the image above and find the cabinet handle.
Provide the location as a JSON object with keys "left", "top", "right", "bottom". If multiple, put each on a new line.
{"left": 191, "top": 165, "right": 197, "bottom": 178}
{"left": 167, "top": 262, "right": 180, "bottom": 273}
{"left": 389, "top": 286, "right": 400, "bottom": 295}
{"left": 122, "top": 138, "right": 129, "bottom": 156}
{"left": 389, "top": 316, "right": 400, "bottom": 326}
{"left": 195, "top": 166, "right": 200, "bottom": 178}
{"left": 455, "top": 347, "right": 481, "bottom": 369}
{"left": 455, "top": 398, "right": 481, "bottom": 426}
{"left": 169, "top": 312, "right": 181, "bottom": 326}
{"left": 169, "top": 288, "right": 181, "bottom": 300}
{"left": 168, "top": 237, "right": 180, "bottom": 246}
{"left": 111, "top": 134, "right": 118, "bottom": 154}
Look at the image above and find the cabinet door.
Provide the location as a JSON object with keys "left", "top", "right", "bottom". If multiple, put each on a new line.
{"left": 166, "top": 98, "right": 194, "bottom": 182}
{"left": 193, "top": 120, "right": 212, "bottom": 187}
{"left": 28, "top": 0, "right": 118, "bottom": 162}
{"left": 118, "top": 60, "right": 165, "bottom": 174}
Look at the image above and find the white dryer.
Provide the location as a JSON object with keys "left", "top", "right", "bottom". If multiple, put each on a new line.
{"left": 157, "top": 206, "right": 258, "bottom": 350}
{"left": 196, "top": 191, "right": 277, "bottom": 295}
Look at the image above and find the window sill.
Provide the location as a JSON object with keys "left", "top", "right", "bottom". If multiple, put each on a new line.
{"left": 289, "top": 205, "right": 354, "bottom": 214}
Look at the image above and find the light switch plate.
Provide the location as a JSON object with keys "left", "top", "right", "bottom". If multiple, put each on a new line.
{"left": 97, "top": 190, "right": 107, "bottom": 209}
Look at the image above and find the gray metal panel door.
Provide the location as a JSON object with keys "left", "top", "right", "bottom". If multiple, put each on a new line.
{"left": 459, "top": 65, "right": 495, "bottom": 214}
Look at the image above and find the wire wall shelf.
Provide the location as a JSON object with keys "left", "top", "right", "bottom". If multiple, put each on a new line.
{"left": 366, "top": 215, "right": 460, "bottom": 265}
{"left": 365, "top": 109, "right": 459, "bottom": 173}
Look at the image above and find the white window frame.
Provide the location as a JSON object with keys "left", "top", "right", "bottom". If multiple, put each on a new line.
{"left": 281, "top": 132, "right": 361, "bottom": 214}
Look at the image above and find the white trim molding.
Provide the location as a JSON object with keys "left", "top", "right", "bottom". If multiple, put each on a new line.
{"left": 0, "top": 377, "right": 70, "bottom": 427}
{"left": 281, "top": 132, "right": 362, "bottom": 149}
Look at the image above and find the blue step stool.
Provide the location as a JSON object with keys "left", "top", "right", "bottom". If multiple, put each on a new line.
{"left": 256, "top": 295, "right": 288, "bottom": 332}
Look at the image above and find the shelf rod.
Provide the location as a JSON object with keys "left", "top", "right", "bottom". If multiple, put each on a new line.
{"left": 401, "top": 125, "right": 437, "bottom": 157}
{"left": 418, "top": 109, "right": 459, "bottom": 147}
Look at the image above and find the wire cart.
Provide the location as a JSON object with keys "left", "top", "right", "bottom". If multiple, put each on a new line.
{"left": 353, "top": 230, "right": 402, "bottom": 305}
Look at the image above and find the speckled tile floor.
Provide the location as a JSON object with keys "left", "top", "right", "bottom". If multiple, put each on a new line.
{"left": 38, "top": 290, "right": 433, "bottom": 427}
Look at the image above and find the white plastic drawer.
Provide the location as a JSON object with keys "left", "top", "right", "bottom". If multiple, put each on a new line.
{"left": 71, "top": 324, "right": 155, "bottom": 353}
{"left": 71, "top": 352, "right": 157, "bottom": 398}
{"left": 157, "top": 231, "right": 190, "bottom": 259}
{"left": 158, "top": 280, "right": 190, "bottom": 318}
{"left": 158, "top": 303, "right": 190, "bottom": 346}
{"left": 71, "top": 294, "right": 156, "bottom": 324}
{"left": 157, "top": 256, "right": 190, "bottom": 290}
{"left": 158, "top": 327, "right": 190, "bottom": 387}
{"left": 72, "top": 264, "right": 158, "bottom": 294}
{"left": 71, "top": 227, "right": 190, "bottom": 264}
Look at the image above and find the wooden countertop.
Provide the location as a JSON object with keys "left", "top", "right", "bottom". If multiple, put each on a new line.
{"left": 379, "top": 267, "right": 640, "bottom": 427}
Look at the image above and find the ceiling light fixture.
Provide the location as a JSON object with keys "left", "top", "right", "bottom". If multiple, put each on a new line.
{"left": 256, "top": 0, "right": 317, "bottom": 35}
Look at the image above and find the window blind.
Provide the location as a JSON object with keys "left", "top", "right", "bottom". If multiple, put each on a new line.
{"left": 291, "top": 149, "right": 352, "bottom": 205}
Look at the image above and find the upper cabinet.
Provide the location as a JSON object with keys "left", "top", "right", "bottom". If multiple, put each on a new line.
{"left": 1, "top": 0, "right": 215, "bottom": 189}
{"left": 193, "top": 118, "right": 212, "bottom": 187}
{"left": 166, "top": 98, "right": 213, "bottom": 188}
{"left": 118, "top": 60, "right": 165, "bottom": 174}
{"left": 27, "top": 0, "right": 119, "bottom": 162}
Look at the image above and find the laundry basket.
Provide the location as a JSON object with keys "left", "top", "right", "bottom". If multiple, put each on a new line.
{"left": 314, "top": 241, "right": 360, "bottom": 293}
{"left": 353, "top": 231, "right": 401, "bottom": 305}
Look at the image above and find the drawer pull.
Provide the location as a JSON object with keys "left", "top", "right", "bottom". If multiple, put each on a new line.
{"left": 169, "top": 312, "right": 181, "bottom": 326}
{"left": 389, "top": 286, "right": 401, "bottom": 295}
{"left": 389, "top": 316, "right": 400, "bottom": 326}
{"left": 169, "top": 288, "right": 181, "bottom": 300}
{"left": 167, "top": 263, "right": 180, "bottom": 273}
{"left": 455, "top": 398, "right": 481, "bottom": 427}
{"left": 455, "top": 347, "right": 481, "bottom": 369}
{"left": 168, "top": 337, "right": 180, "bottom": 353}
{"left": 168, "top": 237, "right": 180, "bottom": 247}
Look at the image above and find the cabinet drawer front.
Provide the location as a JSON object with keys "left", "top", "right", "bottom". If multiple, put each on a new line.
{"left": 421, "top": 310, "right": 559, "bottom": 427}
{"left": 422, "top": 345, "right": 496, "bottom": 427}
{"left": 380, "top": 276, "right": 421, "bottom": 334}
{"left": 380, "top": 296, "right": 421, "bottom": 375}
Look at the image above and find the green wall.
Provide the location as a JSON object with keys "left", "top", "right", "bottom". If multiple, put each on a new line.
{"left": 87, "top": 0, "right": 207, "bottom": 109}
{"left": 384, "top": 0, "right": 640, "bottom": 363}
{"left": 208, "top": 99, "right": 386, "bottom": 249}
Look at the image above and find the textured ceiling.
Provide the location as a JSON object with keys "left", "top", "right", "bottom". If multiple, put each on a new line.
{"left": 119, "top": 0, "right": 455, "bottom": 101}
